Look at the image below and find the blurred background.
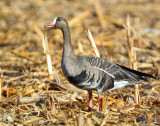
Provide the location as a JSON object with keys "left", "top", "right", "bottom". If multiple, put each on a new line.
{"left": 0, "top": 0, "right": 159, "bottom": 125}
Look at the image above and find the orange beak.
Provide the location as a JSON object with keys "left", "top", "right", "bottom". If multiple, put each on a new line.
{"left": 44, "top": 21, "right": 54, "bottom": 28}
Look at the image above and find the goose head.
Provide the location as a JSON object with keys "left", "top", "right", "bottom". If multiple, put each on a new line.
{"left": 44, "top": 17, "right": 68, "bottom": 30}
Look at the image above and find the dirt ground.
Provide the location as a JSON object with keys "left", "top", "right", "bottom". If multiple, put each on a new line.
{"left": 0, "top": 0, "right": 160, "bottom": 125}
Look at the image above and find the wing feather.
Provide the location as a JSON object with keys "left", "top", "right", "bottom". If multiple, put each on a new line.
{"left": 83, "top": 56, "right": 152, "bottom": 83}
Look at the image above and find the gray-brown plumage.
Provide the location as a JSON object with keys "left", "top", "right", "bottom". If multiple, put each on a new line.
{"left": 44, "top": 17, "right": 155, "bottom": 111}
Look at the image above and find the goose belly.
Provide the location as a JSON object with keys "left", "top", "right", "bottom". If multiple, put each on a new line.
{"left": 74, "top": 81, "right": 99, "bottom": 90}
{"left": 108, "top": 80, "right": 138, "bottom": 91}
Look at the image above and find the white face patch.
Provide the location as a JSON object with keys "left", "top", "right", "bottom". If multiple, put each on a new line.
{"left": 53, "top": 17, "right": 57, "bottom": 25}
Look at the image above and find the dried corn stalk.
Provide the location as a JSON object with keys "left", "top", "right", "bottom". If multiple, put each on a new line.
{"left": 43, "top": 34, "right": 54, "bottom": 80}
{"left": 126, "top": 16, "right": 139, "bottom": 104}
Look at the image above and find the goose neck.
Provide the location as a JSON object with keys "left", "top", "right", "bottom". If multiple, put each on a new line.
{"left": 61, "top": 27, "right": 76, "bottom": 58}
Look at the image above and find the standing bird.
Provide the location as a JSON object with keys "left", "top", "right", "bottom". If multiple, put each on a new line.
{"left": 44, "top": 17, "right": 155, "bottom": 111}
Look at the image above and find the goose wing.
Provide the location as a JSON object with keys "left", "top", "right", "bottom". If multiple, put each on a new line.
{"left": 83, "top": 56, "right": 153, "bottom": 83}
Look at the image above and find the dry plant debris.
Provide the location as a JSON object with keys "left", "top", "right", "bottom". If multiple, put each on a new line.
{"left": 0, "top": 0, "right": 160, "bottom": 125}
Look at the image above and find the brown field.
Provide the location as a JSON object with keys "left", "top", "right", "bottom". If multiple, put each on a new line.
{"left": 0, "top": 0, "right": 160, "bottom": 125}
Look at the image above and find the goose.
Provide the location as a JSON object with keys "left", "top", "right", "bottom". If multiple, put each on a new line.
{"left": 44, "top": 17, "right": 155, "bottom": 111}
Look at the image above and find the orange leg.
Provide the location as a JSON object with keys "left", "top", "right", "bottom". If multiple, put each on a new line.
{"left": 97, "top": 95, "right": 102, "bottom": 111}
{"left": 88, "top": 91, "right": 92, "bottom": 111}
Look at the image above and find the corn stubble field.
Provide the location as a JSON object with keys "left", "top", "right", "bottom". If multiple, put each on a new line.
{"left": 0, "top": 0, "right": 160, "bottom": 125}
